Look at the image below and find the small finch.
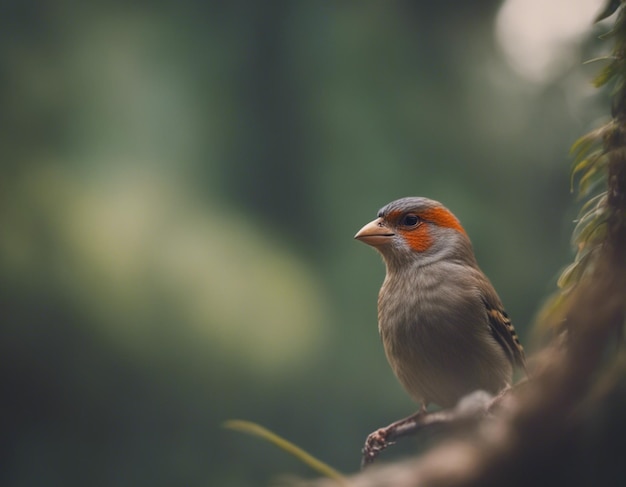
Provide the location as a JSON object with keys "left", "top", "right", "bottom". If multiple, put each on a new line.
{"left": 355, "top": 197, "right": 527, "bottom": 410}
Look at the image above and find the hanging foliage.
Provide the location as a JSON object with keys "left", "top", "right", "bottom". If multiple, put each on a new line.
{"left": 540, "top": 2, "right": 626, "bottom": 334}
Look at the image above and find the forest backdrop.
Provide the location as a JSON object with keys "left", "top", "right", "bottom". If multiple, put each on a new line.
{"left": 0, "top": 1, "right": 607, "bottom": 486}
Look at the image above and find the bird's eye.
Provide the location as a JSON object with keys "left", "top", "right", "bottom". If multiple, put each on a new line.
{"left": 401, "top": 214, "right": 420, "bottom": 227}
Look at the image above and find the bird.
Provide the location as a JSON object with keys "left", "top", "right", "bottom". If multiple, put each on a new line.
{"left": 355, "top": 196, "right": 527, "bottom": 410}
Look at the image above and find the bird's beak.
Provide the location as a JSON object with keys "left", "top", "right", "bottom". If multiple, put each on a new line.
{"left": 354, "top": 217, "right": 395, "bottom": 247}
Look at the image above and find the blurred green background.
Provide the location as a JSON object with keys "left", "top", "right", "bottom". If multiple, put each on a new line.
{"left": 1, "top": 0, "right": 607, "bottom": 486}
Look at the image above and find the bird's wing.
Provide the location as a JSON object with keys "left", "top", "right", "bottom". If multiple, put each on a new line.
{"left": 481, "top": 295, "right": 528, "bottom": 375}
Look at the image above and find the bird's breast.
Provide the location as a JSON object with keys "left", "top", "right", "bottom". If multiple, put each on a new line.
{"left": 376, "top": 266, "right": 511, "bottom": 407}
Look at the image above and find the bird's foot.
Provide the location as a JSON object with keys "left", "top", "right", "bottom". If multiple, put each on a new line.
{"left": 361, "top": 427, "right": 394, "bottom": 467}
{"left": 361, "top": 409, "right": 427, "bottom": 468}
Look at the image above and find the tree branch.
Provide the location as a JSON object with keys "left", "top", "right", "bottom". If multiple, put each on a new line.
{"left": 360, "top": 389, "right": 515, "bottom": 467}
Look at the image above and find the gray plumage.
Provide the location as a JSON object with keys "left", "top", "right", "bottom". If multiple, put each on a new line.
{"left": 356, "top": 197, "right": 526, "bottom": 408}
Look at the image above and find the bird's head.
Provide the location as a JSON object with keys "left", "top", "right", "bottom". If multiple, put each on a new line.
{"left": 354, "top": 197, "right": 476, "bottom": 271}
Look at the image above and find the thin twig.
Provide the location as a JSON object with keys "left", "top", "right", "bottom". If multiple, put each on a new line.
{"left": 361, "top": 389, "right": 506, "bottom": 467}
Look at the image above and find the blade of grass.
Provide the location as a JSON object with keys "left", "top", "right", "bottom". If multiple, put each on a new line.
{"left": 224, "top": 420, "right": 348, "bottom": 484}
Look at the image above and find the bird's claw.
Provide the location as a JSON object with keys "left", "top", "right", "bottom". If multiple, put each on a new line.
{"left": 361, "top": 427, "right": 394, "bottom": 468}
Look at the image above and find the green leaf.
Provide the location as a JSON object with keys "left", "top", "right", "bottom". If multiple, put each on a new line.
{"left": 578, "top": 158, "right": 608, "bottom": 196}
{"left": 557, "top": 261, "right": 581, "bottom": 289}
{"left": 578, "top": 192, "right": 608, "bottom": 217}
{"left": 573, "top": 216, "right": 608, "bottom": 248}
{"left": 571, "top": 151, "right": 605, "bottom": 191}
{"left": 573, "top": 205, "right": 605, "bottom": 236}
{"left": 594, "top": 61, "right": 619, "bottom": 87}
{"left": 571, "top": 131, "right": 602, "bottom": 158}
{"left": 583, "top": 56, "right": 616, "bottom": 65}
{"left": 557, "top": 249, "right": 598, "bottom": 290}
{"left": 595, "top": 0, "right": 621, "bottom": 23}
{"left": 581, "top": 174, "right": 607, "bottom": 198}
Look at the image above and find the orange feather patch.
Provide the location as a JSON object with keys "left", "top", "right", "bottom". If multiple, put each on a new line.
{"left": 421, "top": 207, "right": 467, "bottom": 236}
{"left": 385, "top": 210, "right": 403, "bottom": 222}
{"left": 400, "top": 225, "right": 432, "bottom": 252}
{"left": 387, "top": 205, "right": 467, "bottom": 252}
